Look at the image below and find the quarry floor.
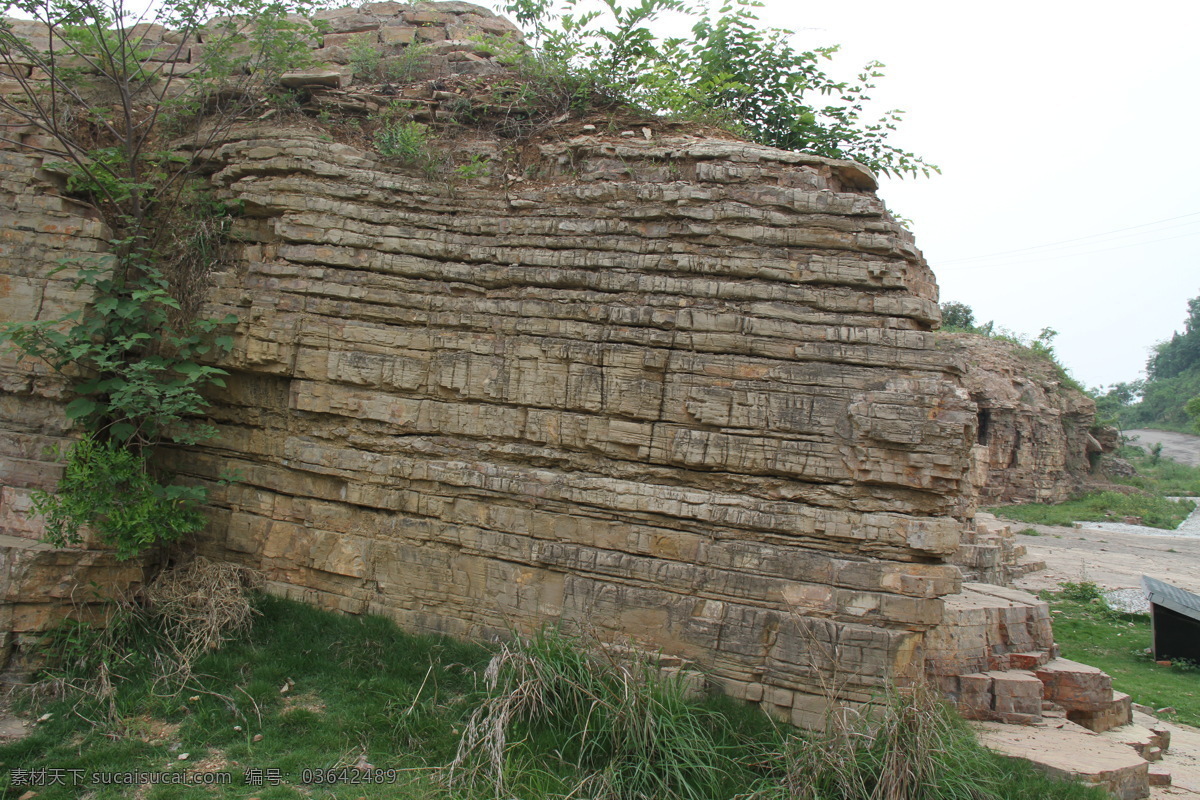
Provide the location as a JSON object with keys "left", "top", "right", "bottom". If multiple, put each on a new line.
{"left": 1014, "top": 519, "right": 1200, "bottom": 597}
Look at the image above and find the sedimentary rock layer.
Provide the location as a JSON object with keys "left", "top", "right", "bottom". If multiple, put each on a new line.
{"left": 146, "top": 120, "right": 976, "bottom": 719}
{"left": 0, "top": 2, "right": 984, "bottom": 717}
{"left": 937, "top": 332, "right": 1100, "bottom": 505}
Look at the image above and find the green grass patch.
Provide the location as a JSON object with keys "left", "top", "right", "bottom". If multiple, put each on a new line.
{"left": 989, "top": 490, "right": 1195, "bottom": 529}
{"left": 0, "top": 595, "right": 1109, "bottom": 800}
{"left": 1043, "top": 583, "right": 1200, "bottom": 727}
{"left": 1113, "top": 445, "right": 1200, "bottom": 496}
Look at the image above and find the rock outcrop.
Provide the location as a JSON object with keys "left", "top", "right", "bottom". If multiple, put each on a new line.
{"left": 938, "top": 332, "right": 1100, "bottom": 506}
{"left": 174, "top": 118, "right": 982, "bottom": 724}
{"left": 0, "top": 4, "right": 1131, "bottom": 755}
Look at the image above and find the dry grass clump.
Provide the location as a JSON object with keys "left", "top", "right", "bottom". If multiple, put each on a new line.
{"left": 30, "top": 557, "right": 261, "bottom": 721}
{"left": 143, "top": 556, "right": 261, "bottom": 687}
{"left": 747, "top": 683, "right": 1004, "bottom": 800}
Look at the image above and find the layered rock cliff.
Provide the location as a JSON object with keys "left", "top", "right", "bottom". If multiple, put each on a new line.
{"left": 939, "top": 332, "right": 1101, "bottom": 505}
{"left": 2, "top": 1, "right": 999, "bottom": 723}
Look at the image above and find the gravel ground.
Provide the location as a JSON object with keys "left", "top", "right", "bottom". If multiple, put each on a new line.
{"left": 1124, "top": 429, "right": 1200, "bottom": 468}
{"left": 1103, "top": 587, "right": 1151, "bottom": 614}
{"left": 1012, "top": 521, "right": 1200, "bottom": 596}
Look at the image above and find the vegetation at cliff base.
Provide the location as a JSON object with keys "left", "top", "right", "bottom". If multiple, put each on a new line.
{"left": 989, "top": 443, "right": 1200, "bottom": 529}
{"left": 1112, "top": 442, "right": 1200, "bottom": 496}
{"left": 989, "top": 491, "right": 1195, "bottom": 530}
{"left": 0, "top": 592, "right": 1107, "bottom": 800}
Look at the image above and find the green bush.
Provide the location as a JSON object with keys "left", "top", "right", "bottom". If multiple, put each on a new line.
{"left": 1058, "top": 581, "right": 1105, "bottom": 603}
{"left": 0, "top": 0, "right": 319, "bottom": 560}
{"left": 495, "top": 0, "right": 936, "bottom": 177}
{"left": 347, "top": 32, "right": 381, "bottom": 80}
{"left": 33, "top": 435, "right": 205, "bottom": 560}
{"left": 1112, "top": 445, "right": 1200, "bottom": 496}
{"left": 374, "top": 119, "right": 433, "bottom": 166}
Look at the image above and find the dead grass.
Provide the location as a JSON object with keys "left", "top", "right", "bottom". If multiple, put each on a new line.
{"left": 28, "top": 556, "right": 262, "bottom": 722}
{"left": 143, "top": 555, "right": 261, "bottom": 688}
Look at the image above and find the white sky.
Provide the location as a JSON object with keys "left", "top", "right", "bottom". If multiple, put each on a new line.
{"left": 747, "top": 0, "right": 1200, "bottom": 390}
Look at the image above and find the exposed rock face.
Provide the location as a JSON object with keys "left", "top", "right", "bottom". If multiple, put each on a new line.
{"left": 938, "top": 332, "right": 1098, "bottom": 505}
{"left": 163, "top": 122, "right": 981, "bottom": 723}
{"left": 0, "top": 148, "right": 148, "bottom": 674}
{"left": 949, "top": 512, "right": 1045, "bottom": 586}
{"left": 0, "top": 1, "right": 1016, "bottom": 722}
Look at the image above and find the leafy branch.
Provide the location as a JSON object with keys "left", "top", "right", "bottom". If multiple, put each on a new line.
{"left": 495, "top": 0, "right": 938, "bottom": 178}
{"left": 0, "top": 0, "right": 317, "bottom": 557}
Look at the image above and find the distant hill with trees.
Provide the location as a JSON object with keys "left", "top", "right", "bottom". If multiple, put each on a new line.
{"left": 1094, "top": 293, "right": 1200, "bottom": 433}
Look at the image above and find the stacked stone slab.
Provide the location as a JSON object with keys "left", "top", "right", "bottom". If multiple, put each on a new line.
{"left": 0, "top": 2, "right": 987, "bottom": 710}
{"left": 924, "top": 582, "right": 1135, "bottom": 727}
{"left": 0, "top": 145, "right": 148, "bottom": 674}
{"left": 0, "top": 2, "right": 520, "bottom": 108}
{"left": 165, "top": 120, "right": 980, "bottom": 723}
{"left": 949, "top": 512, "right": 1045, "bottom": 585}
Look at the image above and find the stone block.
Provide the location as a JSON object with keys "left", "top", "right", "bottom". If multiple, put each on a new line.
{"left": 1035, "top": 659, "right": 1113, "bottom": 713}
{"left": 1068, "top": 691, "right": 1133, "bottom": 733}
{"left": 380, "top": 25, "right": 416, "bottom": 45}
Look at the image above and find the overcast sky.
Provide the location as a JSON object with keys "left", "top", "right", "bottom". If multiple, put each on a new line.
{"left": 742, "top": 0, "right": 1200, "bottom": 390}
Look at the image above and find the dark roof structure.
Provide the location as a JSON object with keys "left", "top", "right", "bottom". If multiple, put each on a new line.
{"left": 1142, "top": 576, "right": 1200, "bottom": 664}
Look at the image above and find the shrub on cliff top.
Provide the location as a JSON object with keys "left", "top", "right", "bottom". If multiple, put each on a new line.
{"left": 496, "top": 0, "right": 937, "bottom": 178}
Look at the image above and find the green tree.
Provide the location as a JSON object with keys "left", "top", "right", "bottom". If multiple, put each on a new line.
{"left": 1120, "top": 292, "right": 1200, "bottom": 432}
{"left": 1187, "top": 395, "right": 1200, "bottom": 434}
{"left": 0, "top": 0, "right": 317, "bottom": 556}
{"left": 1146, "top": 294, "right": 1200, "bottom": 382}
{"left": 939, "top": 301, "right": 976, "bottom": 331}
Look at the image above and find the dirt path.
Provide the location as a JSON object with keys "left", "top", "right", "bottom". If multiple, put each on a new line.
{"left": 1013, "top": 522, "right": 1200, "bottom": 595}
{"left": 1125, "top": 429, "right": 1200, "bottom": 468}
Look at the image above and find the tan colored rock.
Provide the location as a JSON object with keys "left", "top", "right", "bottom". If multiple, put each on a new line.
{"left": 0, "top": 4, "right": 1119, "bottom": 739}
{"left": 975, "top": 720, "right": 1151, "bottom": 800}
{"left": 279, "top": 68, "right": 351, "bottom": 89}
{"left": 938, "top": 332, "right": 1097, "bottom": 505}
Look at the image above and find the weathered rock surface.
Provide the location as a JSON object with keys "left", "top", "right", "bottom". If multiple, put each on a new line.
{"left": 154, "top": 120, "right": 981, "bottom": 718}
{"left": 949, "top": 512, "right": 1045, "bottom": 586}
{"left": 939, "top": 332, "right": 1100, "bottom": 505}
{"left": 0, "top": 2, "right": 1124, "bottom": 740}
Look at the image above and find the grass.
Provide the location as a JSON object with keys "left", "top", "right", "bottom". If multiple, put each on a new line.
{"left": 0, "top": 595, "right": 1110, "bottom": 800}
{"left": 1, "top": 595, "right": 488, "bottom": 799}
{"left": 989, "top": 441, "right": 1200, "bottom": 530}
{"left": 1043, "top": 582, "right": 1200, "bottom": 727}
{"left": 1113, "top": 444, "right": 1200, "bottom": 496}
{"left": 988, "top": 490, "right": 1195, "bottom": 529}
